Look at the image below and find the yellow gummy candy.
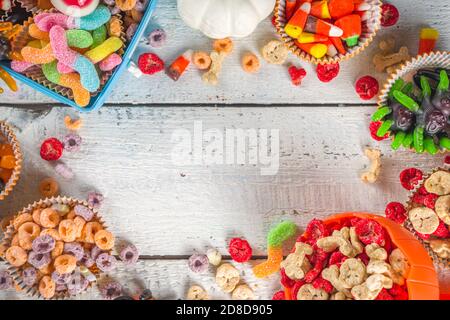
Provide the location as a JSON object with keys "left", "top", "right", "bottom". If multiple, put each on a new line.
{"left": 84, "top": 37, "right": 123, "bottom": 64}
{"left": 252, "top": 246, "right": 284, "bottom": 278}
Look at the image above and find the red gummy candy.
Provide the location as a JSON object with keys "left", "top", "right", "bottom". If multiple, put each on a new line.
{"left": 415, "top": 231, "right": 431, "bottom": 240}
{"left": 288, "top": 66, "right": 307, "bottom": 86}
{"left": 329, "top": 251, "right": 348, "bottom": 267}
{"left": 228, "top": 238, "right": 252, "bottom": 263}
{"left": 399, "top": 168, "right": 423, "bottom": 190}
{"left": 433, "top": 220, "right": 450, "bottom": 238}
{"left": 316, "top": 63, "right": 340, "bottom": 83}
{"left": 305, "top": 219, "right": 329, "bottom": 243}
{"left": 385, "top": 202, "right": 407, "bottom": 224}
{"left": 376, "top": 288, "right": 394, "bottom": 300}
{"left": 138, "top": 53, "right": 164, "bottom": 75}
{"left": 357, "top": 252, "right": 370, "bottom": 265}
{"left": 309, "top": 246, "right": 329, "bottom": 265}
{"left": 40, "top": 138, "right": 64, "bottom": 161}
{"left": 380, "top": 3, "right": 399, "bottom": 27}
{"left": 292, "top": 280, "right": 306, "bottom": 300}
{"left": 354, "top": 218, "right": 385, "bottom": 246}
{"left": 424, "top": 193, "right": 439, "bottom": 209}
{"left": 312, "top": 276, "right": 333, "bottom": 294}
{"left": 418, "top": 186, "right": 429, "bottom": 195}
{"left": 389, "top": 284, "right": 409, "bottom": 300}
{"left": 445, "top": 155, "right": 450, "bottom": 165}
{"left": 355, "top": 76, "right": 379, "bottom": 100}
{"left": 272, "top": 290, "right": 285, "bottom": 300}
{"left": 369, "top": 121, "right": 389, "bottom": 141}
{"left": 412, "top": 193, "right": 426, "bottom": 205}
{"left": 304, "top": 260, "right": 324, "bottom": 283}
{"left": 280, "top": 268, "right": 296, "bottom": 288}
{"left": 382, "top": 228, "right": 393, "bottom": 254}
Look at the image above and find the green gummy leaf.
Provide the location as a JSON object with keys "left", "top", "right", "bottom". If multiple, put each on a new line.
{"left": 413, "top": 126, "right": 424, "bottom": 153}
{"left": 393, "top": 90, "right": 419, "bottom": 112}
{"left": 267, "top": 221, "right": 297, "bottom": 247}
{"left": 424, "top": 137, "right": 438, "bottom": 155}
{"left": 438, "top": 70, "right": 449, "bottom": 91}
{"left": 389, "top": 78, "right": 404, "bottom": 99}
{"left": 440, "top": 137, "right": 450, "bottom": 150}
{"left": 402, "top": 132, "right": 414, "bottom": 148}
{"left": 391, "top": 131, "right": 406, "bottom": 150}
{"left": 420, "top": 76, "right": 432, "bottom": 97}
{"left": 376, "top": 120, "right": 394, "bottom": 137}
{"left": 371, "top": 106, "right": 392, "bottom": 121}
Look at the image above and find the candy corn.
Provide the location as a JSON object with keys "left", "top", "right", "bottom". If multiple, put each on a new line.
{"left": 286, "top": 0, "right": 298, "bottom": 20}
{"left": 285, "top": 2, "right": 311, "bottom": 39}
{"left": 304, "top": 15, "right": 343, "bottom": 37}
{"left": 310, "top": 0, "right": 331, "bottom": 19}
{"left": 335, "top": 14, "right": 361, "bottom": 47}
{"left": 324, "top": 39, "right": 338, "bottom": 57}
{"left": 295, "top": 41, "right": 328, "bottom": 59}
{"left": 328, "top": 0, "right": 354, "bottom": 19}
{"left": 418, "top": 28, "right": 439, "bottom": 55}
{"left": 297, "top": 32, "right": 328, "bottom": 44}
{"left": 330, "top": 36, "right": 346, "bottom": 54}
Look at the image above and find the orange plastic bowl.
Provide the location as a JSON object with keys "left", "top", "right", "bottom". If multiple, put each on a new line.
{"left": 283, "top": 212, "right": 440, "bottom": 300}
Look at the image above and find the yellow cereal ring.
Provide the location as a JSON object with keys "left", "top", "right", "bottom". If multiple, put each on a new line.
{"left": 94, "top": 229, "right": 115, "bottom": 250}
{"left": 39, "top": 276, "right": 56, "bottom": 299}
{"left": 74, "top": 216, "right": 86, "bottom": 238}
{"left": 83, "top": 221, "right": 103, "bottom": 243}
{"left": 39, "top": 208, "right": 60, "bottom": 228}
{"left": 58, "top": 219, "right": 77, "bottom": 242}
{"left": 32, "top": 209, "right": 42, "bottom": 225}
{"left": 54, "top": 254, "right": 77, "bottom": 274}
{"left": 51, "top": 241, "right": 64, "bottom": 259}
{"left": 13, "top": 213, "right": 33, "bottom": 230}
{"left": 192, "top": 51, "right": 212, "bottom": 70}
{"left": 21, "top": 43, "right": 54, "bottom": 64}
{"left": 5, "top": 246, "right": 27, "bottom": 267}
{"left": 84, "top": 37, "right": 123, "bottom": 64}
{"left": 40, "top": 228, "right": 61, "bottom": 241}
{"left": 18, "top": 222, "right": 41, "bottom": 242}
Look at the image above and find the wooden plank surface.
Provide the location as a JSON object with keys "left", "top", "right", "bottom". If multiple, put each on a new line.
{"left": 2, "top": 0, "right": 450, "bottom": 105}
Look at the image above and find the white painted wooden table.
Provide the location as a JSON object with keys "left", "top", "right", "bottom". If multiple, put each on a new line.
{"left": 0, "top": 0, "right": 449, "bottom": 300}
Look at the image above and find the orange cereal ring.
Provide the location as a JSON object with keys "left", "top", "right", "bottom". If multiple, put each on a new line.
{"left": 5, "top": 246, "right": 27, "bottom": 267}
{"left": 94, "top": 229, "right": 115, "bottom": 250}
{"left": 32, "top": 209, "right": 42, "bottom": 225}
{"left": 39, "top": 264, "right": 54, "bottom": 275}
{"left": 67, "top": 210, "right": 76, "bottom": 220}
{"left": 18, "top": 236, "right": 33, "bottom": 250}
{"left": 39, "top": 178, "right": 59, "bottom": 198}
{"left": 58, "top": 219, "right": 77, "bottom": 242}
{"left": 51, "top": 241, "right": 64, "bottom": 259}
{"left": 83, "top": 222, "right": 103, "bottom": 243}
{"left": 116, "top": 0, "right": 136, "bottom": 11}
{"left": 40, "top": 228, "right": 61, "bottom": 241}
{"left": 241, "top": 52, "right": 260, "bottom": 73}
{"left": 64, "top": 116, "right": 82, "bottom": 130}
{"left": 74, "top": 216, "right": 86, "bottom": 238}
{"left": 39, "top": 276, "right": 56, "bottom": 299}
{"left": 108, "top": 16, "right": 122, "bottom": 38}
{"left": 213, "top": 38, "right": 234, "bottom": 55}
{"left": 13, "top": 213, "right": 33, "bottom": 230}
{"left": 11, "top": 234, "right": 19, "bottom": 246}
{"left": 18, "top": 222, "right": 41, "bottom": 240}
{"left": 54, "top": 254, "right": 77, "bottom": 274}
{"left": 39, "top": 208, "right": 60, "bottom": 228}
{"left": 192, "top": 51, "right": 212, "bottom": 70}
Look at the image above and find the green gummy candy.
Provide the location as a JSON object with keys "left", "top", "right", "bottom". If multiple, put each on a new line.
{"left": 401, "top": 82, "right": 413, "bottom": 95}
{"left": 42, "top": 61, "right": 60, "bottom": 84}
{"left": 438, "top": 69, "right": 449, "bottom": 91}
{"left": 267, "top": 221, "right": 297, "bottom": 247}
{"left": 420, "top": 76, "right": 431, "bottom": 97}
{"left": 393, "top": 90, "right": 419, "bottom": 112}
{"left": 424, "top": 137, "right": 438, "bottom": 155}
{"left": 413, "top": 126, "right": 424, "bottom": 153}
{"left": 440, "top": 137, "right": 450, "bottom": 150}
{"left": 376, "top": 120, "right": 394, "bottom": 137}
{"left": 371, "top": 106, "right": 392, "bottom": 121}
{"left": 391, "top": 131, "right": 406, "bottom": 150}
{"left": 389, "top": 78, "right": 404, "bottom": 99}
{"left": 402, "top": 132, "right": 414, "bottom": 148}
{"left": 66, "top": 29, "right": 93, "bottom": 48}
{"left": 91, "top": 25, "right": 107, "bottom": 49}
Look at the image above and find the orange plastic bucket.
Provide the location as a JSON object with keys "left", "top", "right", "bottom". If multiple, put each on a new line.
{"left": 283, "top": 212, "right": 440, "bottom": 300}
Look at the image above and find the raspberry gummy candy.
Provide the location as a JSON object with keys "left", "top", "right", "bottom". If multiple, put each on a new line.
{"left": 354, "top": 218, "right": 385, "bottom": 246}
{"left": 40, "top": 138, "right": 63, "bottom": 161}
{"left": 138, "top": 53, "right": 164, "bottom": 75}
{"left": 369, "top": 121, "right": 389, "bottom": 141}
{"left": 355, "top": 76, "right": 379, "bottom": 100}
{"left": 385, "top": 202, "right": 407, "bottom": 224}
{"left": 228, "top": 238, "right": 252, "bottom": 263}
{"left": 288, "top": 65, "right": 307, "bottom": 86}
{"left": 316, "top": 62, "right": 340, "bottom": 83}
{"left": 272, "top": 290, "right": 285, "bottom": 300}
{"left": 380, "top": 3, "right": 399, "bottom": 27}
{"left": 399, "top": 168, "right": 423, "bottom": 190}
{"left": 304, "top": 219, "right": 329, "bottom": 243}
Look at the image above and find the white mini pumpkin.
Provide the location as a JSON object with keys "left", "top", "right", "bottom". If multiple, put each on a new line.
{"left": 177, "top": 0, "right": 276, "bottom": 39}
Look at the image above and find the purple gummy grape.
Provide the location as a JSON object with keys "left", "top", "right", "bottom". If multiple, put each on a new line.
{"left": 87, "top": 192, "right": 104, "bottom": 209}
{"left": 126, "top": 24, "right": 137, "bottom": 41}
{"left": 119, "top": 244, "right": 139, "bottom": 265}
{"left": 32, "top": 235, "right": 56, "bottom": 254}
{"left": 96, "top": 253, "right": 117, "bottom": 272}
{"left": 0, "top": 270, "right": 12, "bottom": 290}
{"left": 63, "top": 134, "right": 82, "bottom": 152}
{"left": 64, "top": 242, "right": 84, "bottom": 261}
{"left": 394, "top": 106, "right": 415, "bottom": 131}
{"left": 188, "top": 254, "right": 209, "bottom": 274}
{"left": 67, "top": 274, "right": 89, "bottom": 296}
{"left": 426, "top": 110, "right": 447, "bottom": 135}
{"left": 91, "top": 245, "right": 103, "bottom": 260}
{"left": 51, "top": 271, "right": 72, "bottom": 285}
{"left": 22, "top": 267, "right": 37, "bottom": 286}
{"left": 74, "top": 204, "right": 94, "bottom": 221}
{"left": 28, "top": 251, "right": 51, "bottom": 269}
{"left": 148, "top": 29, "right": 167, "bottom": 48}
{"left": 80, "top": 249, "right": 95, "bottom": 268}
{"left": 100, "top": 282, "right": 122, "bottom": 300}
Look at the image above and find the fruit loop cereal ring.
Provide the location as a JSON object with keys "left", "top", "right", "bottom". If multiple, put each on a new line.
{"left": 241, "top": 52, "right": 260, "bottom": 74}
{"left": 215, "top": 263, "right": 240, "bottom": 293}
{"left": 63, "top": 242, "right": 84, "bottom": 261}
{"left": 32, "top": 235, "right": 56, "bottom": 254}
{"left": 5, "top": 246, "right": 28, "bottom": 267}
{"left": 94, "top": 229, "right": 115, "bottom": 250}
{"left": 54, "top": 254, "right": 77, "bottom": 274}
{"left": 11, "top": 234, "right": 19, "bottom": 246}
{"left": 228, "top": 238, "right": 252, "bottom": 263}
{"left": 75, "top": 204, "right": 94, "bottom": 221}
{"left": 22, "top": 267, "right": 38, "bottom": 287}
{"left": 28, "top": 251, "right": 51, "bottom": 269}
{"left": 107, "top": 17, "right": 121, "bottom": 38}
{"left": 64, "top": 116, "right": 82, "bottom": 130}
{"left": 18, "top": 222, "right": 41, "bottom": 244}
{"left": 116, "top": 0, "right": 137, "bottom": 11}
{"left": 51, "top": 241, "right": 64, "bottom": 259}
{"left": 63, "top": 133, "right": 82, "bottom": 152}
{"left": 261, "top": 40, "right": 288, "bottom": 65}
{"left": 87, "top": 192, "right": 104, "bottom": 209}
{"left": 13, "top": 213, "right": 33, "bottom": 230}
{"left": 148, "top": 28, "right": 166, "bottom": 48}
{"left": 100, "top": 281, "right": 122, "bottom": 300}
{"left": 58, "top": 219, "right": 77, "bottom": 242}
{"left": 39, "top": 208, "right": 61, "bottom": 228}
{"left": 192, "top": 51, "right": 211, "bottom": 70}
{"left": 213, "top": 38, "right": 234, "bottom": 55}
{"left": 74, "top": 216, "right": 86, "bottom": 238}
{"left": 39, "top": 275, "right": 56, "bottom": 299}
{"left": 83, "top": 221, "right": 103, "bottom": 243}
{"left": 408, "top": 207, "right": 440, "bottom": 235}
{"left": 186, "top": 285, "right": 209, "bottom": 300}
{"left": 119, "top": 244, "right": 139, "bottom": 265}
{"left": 188, "top": 253, "right": 209, "bottom": 273}
{"left": 40, "top": 228, "right": 61, "bottom": 241}
{"left": 39, "top": 178, "right": 59, "bottom": 198}
{"left": 95, "top": 252, "right": 117, "bottom": 272}
{"left": 231, "top": 284, "right": 255, "bottom": 300}
{"left": 51, "top": 270, "right": 72, "bottom": 285}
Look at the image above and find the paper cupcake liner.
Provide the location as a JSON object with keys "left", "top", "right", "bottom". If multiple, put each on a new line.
{"left": 274, "top": 0, "right": 382, "bottom": 65}
{"left": 16, "top": 0, "right": 53, "bottom": 14}
{"left": 0, "top": 0, "right": 16, "bottom": 22}
{"left": 376, "top": 51, "right": 450, "bottom": 154}
{"left": 0, "top": 196, "right": 113, "bottom": 300}
{"left": 10, "top": 10, "right": 126, "bottom": 105}
{"left": 403, "top": 166, "right": 450, "bottom": 269}
{"left": 0, "top": 121, "right": 22, "bottom": 202}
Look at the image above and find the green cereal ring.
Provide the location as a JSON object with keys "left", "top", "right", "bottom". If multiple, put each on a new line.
{"left": 371, "top": 106, "right": 392, "bottom": 121}
{"left": 413, "top": 126, "right": 424, "bottom": 153}
{"left": 91, "top": 25, "right": 107, "bottom": 49}
{"left": 424, "top": 137, "right": 438, "bottom": 155}
{"left": 440, "top": 137, "right": 450, "bottom": 150}
{"left": 66, "top": 29, "right": 93, "bottom": 49}
{"left": 376, "top": 120, "right": 394, "bottom": 138}
{"left": 42, "top": 61, "right": 60, "bottom": 84}
{"left": 393, "top": 90, "right": 419, "bottom": 112}
{"left": 389, "top": 78, "right": 404, "bottom": 99}
{"left": 267, "top": 221, "right": 297, "bottom": 247}
{"left": 391, "top": 131, "right": 405, "bottom": 150}
{"left": 402, "top": 132, "right": 414, "bottom": 148}
{"left": 401, "top": 82, "right": 413, "bottom": 95}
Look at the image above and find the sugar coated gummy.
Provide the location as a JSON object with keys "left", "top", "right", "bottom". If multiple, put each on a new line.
{"left": 40, "top": 138, "right": 64, "bottom": 161}
{"left": 267, "top": 221, "right": 297, "bottom": 247}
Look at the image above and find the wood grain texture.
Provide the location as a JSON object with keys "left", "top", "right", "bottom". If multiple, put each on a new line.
{"left": 2, "top": 0, "right": 450, "bottom": 105}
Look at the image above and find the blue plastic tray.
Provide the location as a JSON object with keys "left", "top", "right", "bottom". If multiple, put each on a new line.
{"left": 0, "top": 0, "right": 158, "bottom": 112}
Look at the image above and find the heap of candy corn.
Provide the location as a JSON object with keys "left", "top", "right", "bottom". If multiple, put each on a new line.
{"left": 284, "top": 0, "right": 372, "bottom": 59}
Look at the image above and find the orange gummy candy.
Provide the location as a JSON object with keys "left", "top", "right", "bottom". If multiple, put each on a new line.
{"left": 0, "top": 168, "right": 12, "bottom": 183}
{"left": 0, "top": 144, "right": 13, "bottom": 156}
{"left": 0, "top": 155, "right": 15, "bottom": 169}
{"left": 252, "top": 246, "right": 284, "bottom": 278}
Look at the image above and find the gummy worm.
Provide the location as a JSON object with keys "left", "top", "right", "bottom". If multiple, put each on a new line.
{"left": 50, "top": 25, "right": 99, "bottom": 92}
{"left": 10, "top": 60, "right": 34, "bottom": 73}
{"left": 0, "top": 66, "right": 18, "bottom": 92}
{"left": 98, "top": 53, "right": 122, "bottom": 72}
{"left": 84, "top": 36, "right": 123, "bottom": 64}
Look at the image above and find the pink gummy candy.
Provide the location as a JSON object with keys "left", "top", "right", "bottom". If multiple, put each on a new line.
{"left": 11, "top": 60, "right": 34, "bottom": 73}
{"left": 50, "top": 25, "right": 77, "bottom": 66}
{"left": 57, "top": 62, "right": 74, "bottom": 74}
{"left": 98, "top": 53, "right": 122, "bottom": 71}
